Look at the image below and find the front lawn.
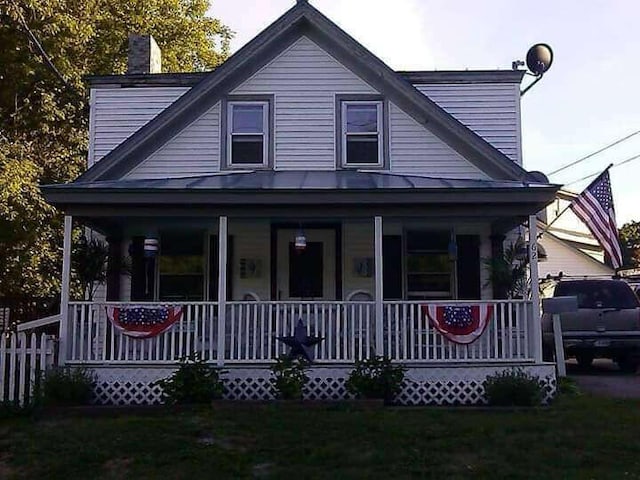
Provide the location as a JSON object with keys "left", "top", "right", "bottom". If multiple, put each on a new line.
{"left": 1, "top": 395, "right": 639, "bottom": 479}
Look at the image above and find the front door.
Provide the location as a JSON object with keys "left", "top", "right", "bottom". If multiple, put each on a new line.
{"left": 276, "top": 229, "right": 336, "bottom": 300}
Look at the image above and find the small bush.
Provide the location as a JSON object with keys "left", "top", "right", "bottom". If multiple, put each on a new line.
{"left": 557, "top": 376, "right": 582, "bottom": 397}
{"left": 42, "top": 366, "right": 96, "bottom": 406}
{"left": 346, "top": 356, "right": 406, "bottom": 403}
{"left": 270, "top": 356, "right": 309, "bottom": 400}
{"left": 156, "top": 355, "right": 225, "bottom": 405}
{"left": 483, "top": 368, "right": 545, "bottom": 406}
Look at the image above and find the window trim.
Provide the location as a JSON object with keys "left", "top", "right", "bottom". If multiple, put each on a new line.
{"left": 335, "top": 95, "right": 388, "bottom": 170}
{"left": 221, "top": 95, "right": 274, "bottom": 170}
{"left": 341, "top": 101, "right": 383, "bottom": 167}
{"left": 227, "top": 101, "right": 269, "bottom": 167}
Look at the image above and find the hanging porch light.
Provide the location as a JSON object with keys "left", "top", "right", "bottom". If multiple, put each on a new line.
{"left": 294, "top": 227, "right": 307, "bottom": 253}
{"left": 144, "top": 237, "right": 159, "bottom": 258}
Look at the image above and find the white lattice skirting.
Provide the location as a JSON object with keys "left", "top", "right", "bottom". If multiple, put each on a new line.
{"left": 91, "top": 364, "right": 556, "bottom": 406}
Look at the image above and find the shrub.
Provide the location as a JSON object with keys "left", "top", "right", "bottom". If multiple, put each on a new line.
{"left": 557, "top": 376, "right": 581, "bottom": 397}
{"left": 42, "top": 366, "right": 96, "bottom": 406}
{"left": 270, "top": 356, "right": 309, "bottom": 400}
{"left": 346, "top": 356, "right": 406, "bottom": 403}
{"left": 483, "top": 368, "right": 545, "bottom": 406}
{"left": 156, "top": 355, "right": 225, "bottom": 405}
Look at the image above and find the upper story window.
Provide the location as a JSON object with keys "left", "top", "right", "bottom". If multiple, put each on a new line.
{"left": 227, "top": 102, "right": 269, "bottom": 167}
{"left": 341, "top": 101, "right": 383, "bottom": 167}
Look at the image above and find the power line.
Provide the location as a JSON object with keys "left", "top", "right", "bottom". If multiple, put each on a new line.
{"left": 548, "top": 129, "right": 640, "bottom": 176}
{"left": 564, "top": 152, "right": 640, "bottom": 187}
{"left": 10, "top": 2, "right": 85, "bottom": 104}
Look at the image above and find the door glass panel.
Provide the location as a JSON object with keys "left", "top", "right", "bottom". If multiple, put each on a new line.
{"left": 289, "top": 242, "right": 323, "bottom": 298}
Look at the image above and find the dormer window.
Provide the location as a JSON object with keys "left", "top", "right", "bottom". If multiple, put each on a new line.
{"left": 227, "top": 101, "right": 269, "bottom": 167}
{"left": 341, "top": 101, "right": 383, "bottom": 167}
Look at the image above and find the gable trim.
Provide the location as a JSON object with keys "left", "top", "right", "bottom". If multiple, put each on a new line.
{"left": 78, "top": 2, "right": 535, "bottom": 183}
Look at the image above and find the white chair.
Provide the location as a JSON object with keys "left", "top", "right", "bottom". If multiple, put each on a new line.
{"left": 346, "top": 290, "right": 373, "bottom": 301}
{"left": 242, "top": 292, "right": 260, "bottom": 301}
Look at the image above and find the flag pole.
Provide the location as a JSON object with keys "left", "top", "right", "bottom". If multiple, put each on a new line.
{"left": 538, "top": 163, "right": 614, "bottom": 239}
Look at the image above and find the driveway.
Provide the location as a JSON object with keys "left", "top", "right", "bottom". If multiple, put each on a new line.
{"left": 567, "top": 359, "right": 640, "bottom": 399}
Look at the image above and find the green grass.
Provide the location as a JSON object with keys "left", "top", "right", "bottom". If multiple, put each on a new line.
{"left": 1, "top": 395, "right": 640, "bottom": 479}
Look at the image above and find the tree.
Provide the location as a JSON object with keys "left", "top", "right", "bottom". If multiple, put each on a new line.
{"left": 620, "top": 221, "right": 640, "bottom": 268}
{"left": 0, "top": 0, "right": 232, "bottom": 321}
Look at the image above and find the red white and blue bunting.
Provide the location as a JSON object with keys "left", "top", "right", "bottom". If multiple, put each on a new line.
{"left": 106, "top": 306, "right": 183, "bottom": 339}
{"left": 423, "top": 304, "right": 494, "bottom": 345}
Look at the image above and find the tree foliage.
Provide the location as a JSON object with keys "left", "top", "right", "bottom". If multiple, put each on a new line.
{"left": 0, "top": 0, "right": 232, "bottom": 320}
{"left": 620, "top": 221, "right": 640, "bottom": 268}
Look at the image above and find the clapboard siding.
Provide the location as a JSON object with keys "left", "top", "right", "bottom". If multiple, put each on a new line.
{"left": 414, "top": 83, "right": 521, "bottom": 163}
{"left": 342, "top": 221, "right": 375, "bottom": 298}
{"left": 229, "top": 221, "right": 271, "bottom": 301}
{"left": 539, "top": 234, "right": 613, "bottom": 280}
{"left": 389, "top": 103, "right": 489, "bottom": 179}
{"left": 90, "top": 87, "right": 188, "bottom": 165}
{"left": 126, "top": 102, "right": 221, "bottom": 179}
{"left": 233, "top": 36, "right": 377, "bottom": 170}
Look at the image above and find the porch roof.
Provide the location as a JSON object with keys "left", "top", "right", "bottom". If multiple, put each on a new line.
{"left": 43, "top": 170, "right": 559, "bottom": 207}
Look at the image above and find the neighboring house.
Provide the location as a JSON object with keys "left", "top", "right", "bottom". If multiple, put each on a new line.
{"left": 538, "top": 189, "right": 614, "bottom": 281}
{"left": 40, "top": 0, "right": 559, "bottom": 405}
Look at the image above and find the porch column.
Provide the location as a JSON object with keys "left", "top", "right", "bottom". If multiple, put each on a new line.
{"left": 374, "top": 216, "right": 384, "bottom": 355}
{"left": 216, "top": 216, "right": 228, "bottom": 366}
{"left": 58, "top": 215, "right": 72, "bottom": 365}
{"left": 528, "top": 215, "right": 543, "bottom": 363}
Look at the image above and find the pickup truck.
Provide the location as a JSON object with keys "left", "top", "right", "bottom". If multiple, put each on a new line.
{"left": 542, "top": 279, "right": 640, "bottom": 372}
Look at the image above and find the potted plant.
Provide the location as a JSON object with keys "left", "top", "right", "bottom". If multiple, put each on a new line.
{"left": 484, "top": 238, "right": 529, "bottom": 300}
{"left": 346, "top": 356, "right": 406, "bottom": 405}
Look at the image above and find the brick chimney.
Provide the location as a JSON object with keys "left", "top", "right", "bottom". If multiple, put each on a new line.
{"left": 127, "top": 34, "right": 162, "bottom": 74}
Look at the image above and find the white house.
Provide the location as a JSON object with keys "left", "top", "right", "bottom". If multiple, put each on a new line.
{"left": 40, "top": 0, "right": 559, "bottom": 405}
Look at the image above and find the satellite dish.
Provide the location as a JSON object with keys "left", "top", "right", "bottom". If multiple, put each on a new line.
{"left": 526, "top": 43, "right": 553, "bottom": 76}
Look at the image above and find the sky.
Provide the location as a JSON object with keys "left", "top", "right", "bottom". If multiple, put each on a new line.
{"left": 211, "top": 0, "right": 640, "bottom": 226}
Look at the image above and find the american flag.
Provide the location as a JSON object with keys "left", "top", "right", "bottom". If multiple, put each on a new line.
{"left": 570, "top": 169, "right": 623, "bottom": 269}
{"left": 106, "top": 306, "right": 183, "bottom": 339}
{"left": 424, "top": 304, "right": 494, "bottom": 345}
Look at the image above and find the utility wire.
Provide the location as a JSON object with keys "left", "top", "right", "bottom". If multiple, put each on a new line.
{"left": 564, "top": 152, "right": 640, "bottom": 187}
{"left": 10, "top": 2, "right": 85, "bottom": 104}
{"left": 548, "top": 129, "right": 640, "bottom": 176}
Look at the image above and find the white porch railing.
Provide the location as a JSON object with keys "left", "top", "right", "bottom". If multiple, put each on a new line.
{"left": 68, "top": 302, "right": 219, "bottom": 364}
{"left": 66, "top": 299, "right": 535, "bottom": 365}
{"left": 383, "top": 300, "right": 534, "bottom": 363}
{"left": 225, "top": 302, "right": 375, "bottom": 363}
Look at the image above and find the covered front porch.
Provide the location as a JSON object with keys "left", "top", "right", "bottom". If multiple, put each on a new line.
{"left": 42, "top": 171, "right": 559, "bottom": 404}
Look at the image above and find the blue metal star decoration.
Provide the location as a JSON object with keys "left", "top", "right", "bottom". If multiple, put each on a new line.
{"left": 277, "top": 319, "right": 324, "bottom": 362}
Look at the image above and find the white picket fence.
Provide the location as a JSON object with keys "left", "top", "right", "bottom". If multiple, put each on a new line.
{"left": 1, "top": 332, "right": 56, "bottom": 405}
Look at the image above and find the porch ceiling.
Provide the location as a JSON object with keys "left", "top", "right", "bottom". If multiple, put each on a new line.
{"left": 43, "top": 170, "right": 559, "bottom": 215}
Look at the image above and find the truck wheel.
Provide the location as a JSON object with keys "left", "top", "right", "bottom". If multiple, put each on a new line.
{"left": 576, "top": 352, "right": 594, "bottom": 369}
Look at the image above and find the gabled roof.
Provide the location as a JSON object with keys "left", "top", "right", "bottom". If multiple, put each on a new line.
{"left": 77, "top": 0, "right": 536, "bottom": 183}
